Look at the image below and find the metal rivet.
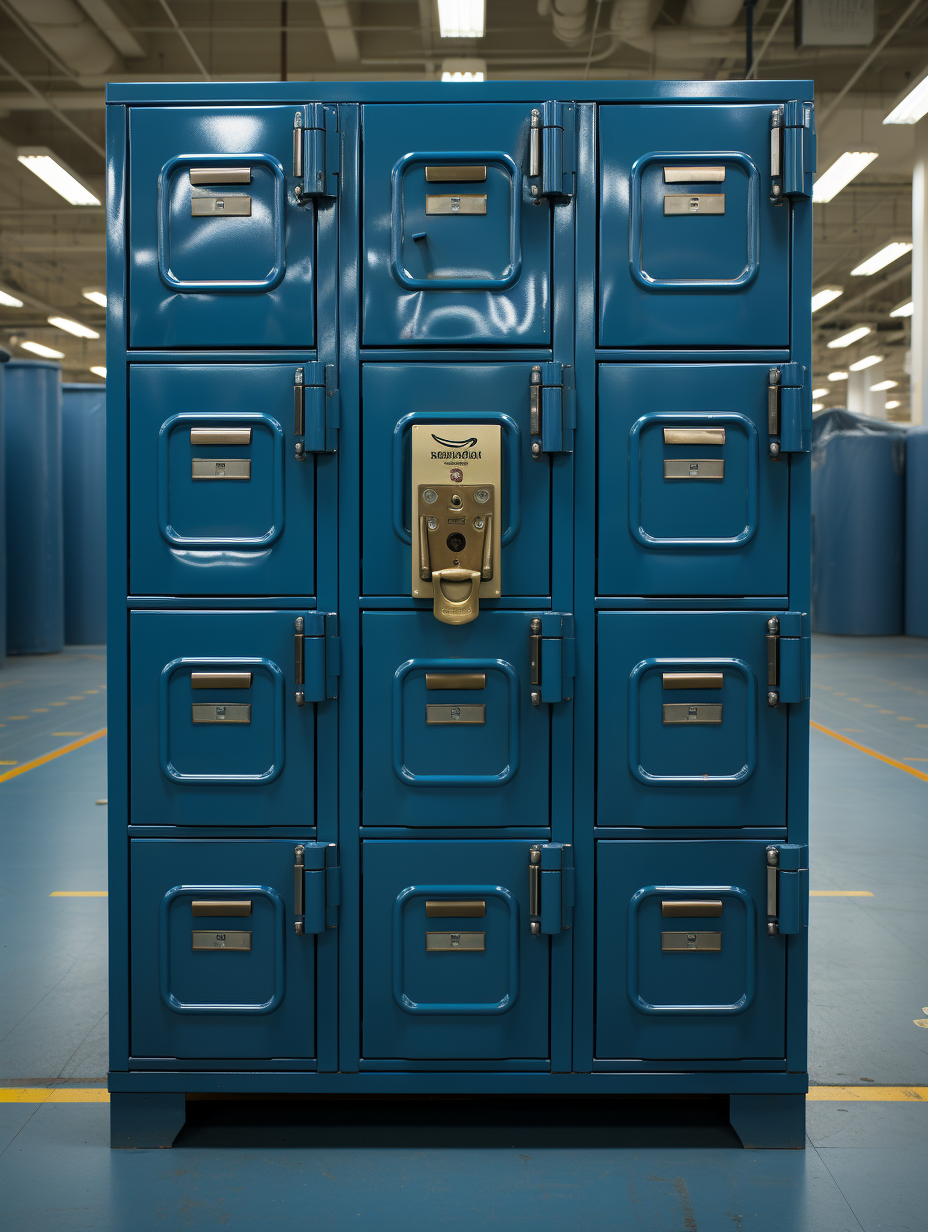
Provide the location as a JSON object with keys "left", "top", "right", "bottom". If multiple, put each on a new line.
{"left": 767, "top": 691, "right": 779, "bottom": 707}
{"left": 531, "top": 441, "right": 542, "bottom": 457}
{"left": 769, "top": 441, "right": 780, "bottom": 457}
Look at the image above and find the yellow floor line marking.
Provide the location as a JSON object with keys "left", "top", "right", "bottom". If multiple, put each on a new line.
{"left": 49, "top": 702, "right": 68, "bottom": 706}
{"left": 52, "top": 732, "right": 84, "bottom": 737}
{"left": 0, "top": 729, "right": 107, "bottom": 784}
{"left": 66, "top": 697, "right": 84, "bottom": 701}
{"left": 810, "top": 891, "right": 873, "bottom": 897}
{"left": 807, "top": 1087, "right": 927, "bottom": 1102}
{"left": 8, "top": 716, "right": 27, "bottom": 720}
{"left": 0, "top": 1088, "right": 109, "bottom": 1104}
{"left": 84, "top": 690, "right": 99, "bottom": 694}
{"left": 810, "top": 721, "right": 928, "bottom": 783}
{"left": 898, "top": 717, "right": 915, "bottom": 721}
{"left": 49, "top": 891, "right": 107, "bottom": 897}
{"left": 0, "top": 761, "right": 16, "bottom": 766}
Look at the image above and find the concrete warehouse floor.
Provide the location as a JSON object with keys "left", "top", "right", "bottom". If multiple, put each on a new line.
{"left": 0, "top": 636, "right": 925, "bottom": 1231}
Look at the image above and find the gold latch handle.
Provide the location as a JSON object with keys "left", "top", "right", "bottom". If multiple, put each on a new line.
{"left": 431, "top": 568, "right": 481, "bottom": 626}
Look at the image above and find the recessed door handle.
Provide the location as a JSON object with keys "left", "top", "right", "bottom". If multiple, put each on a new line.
{"left": 662, "top": 672, "right": 723, "bottom": 690}
{"left": 190, "top": 167, "right": 251, "bottom": 185}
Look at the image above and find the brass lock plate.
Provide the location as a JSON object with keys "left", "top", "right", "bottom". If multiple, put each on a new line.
{"left": 410, "top": 423, "right": 502, "bottom": 604}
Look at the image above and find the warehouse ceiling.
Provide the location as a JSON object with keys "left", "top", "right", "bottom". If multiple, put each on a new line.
{"left": 0, "top": 0, "right": 925, "bottom": 413}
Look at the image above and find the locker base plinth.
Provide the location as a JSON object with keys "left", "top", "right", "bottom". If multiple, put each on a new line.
{"left": 110, "top": 1092, "right": 186, "bottom": 1149}
{"left": 729, "top": 1093, "right": 805, "bottom": 1149}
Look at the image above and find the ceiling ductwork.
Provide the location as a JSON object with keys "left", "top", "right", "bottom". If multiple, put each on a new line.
{"left": 608, "top": 0, "right": 782, "bottom": 59}
{"left": 549, "top": 0, "right": 590, "bottom": 47}
{"left": 6, "top": 0, "right": 121, "bottom": 76}
{"left": 681, "top": 0, "right": 746, "bottom": 27}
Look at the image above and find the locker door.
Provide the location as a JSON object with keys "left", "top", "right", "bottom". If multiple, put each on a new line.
{"left": 128, "top": 106, "right": 316, "bottom": 347}
{"left": 130, "top": 839, "right": 316, "bottom": 1060}
{"left": 596, "top": 841, "right": 786, "bottom": 1060}
{"left": 362, "top": 364, "right": 550, "bottom": 598}
{"left": 599, "top": 105, "right": 790, "bottom": 348}
{"left": 597, "top": 612, "right": 787, "bottom": 828}
{"left": 362, "top": 612, "right": 551, "bottom": 828}
{"left": 362, "top": 104, "right": 551, "bottom": 345}
{"left": 598, "top": 364, "right": 788, "bottom": 596}
{"left": 129, "top": 365, "right": 316, "bottom": 596}
{"left": 362, "top": 841, "right": 550, "bottom": 1061}
{"left": 129, "top": 610, "right": 317, "bottom": 826}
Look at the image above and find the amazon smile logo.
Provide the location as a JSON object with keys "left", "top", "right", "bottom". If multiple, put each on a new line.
{"left": 431, "top": 434, "right": 478, "bottom": 448}
{"left": 430, "top": 432, "right": 482, "bottom": 461}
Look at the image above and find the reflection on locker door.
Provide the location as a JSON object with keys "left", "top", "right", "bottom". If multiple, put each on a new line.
{"left": 362, "top": 841, "right": 560, "bottom": 1062}
{"left": 362, "top": 612, "right": 556, "bottom": 828}
{"left": 361, "top": 365, "right": 551, "bottom": 599}
{"left": 130, "top": 839, "right": 318, "bottom": 1060}
{"left": 598, "top": 364, "right": 789, "bottom": 596}
{"left": 129, "top": 364, "right": 319, "bottom": 596}
{"left": 599, "top": 105, "right": 792, "bottom": 347}
{"left": 128, "top": 105, "right": 323, "bottom": 347}
{"left": 362, "top": 104, "right": 554, "bottom": 345}
{"left": 597, "top": 612, "right": 795, "bottom": 827}
{"left": 129, "top": 610, "right": 320, "bottom": 826}
{"left": 596, "top": 841, "right": 791, "bottom": 1060}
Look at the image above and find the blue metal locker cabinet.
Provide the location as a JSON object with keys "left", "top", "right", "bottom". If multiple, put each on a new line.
{"left": 106, "top": 80, "right": 811, "bottom": 1152}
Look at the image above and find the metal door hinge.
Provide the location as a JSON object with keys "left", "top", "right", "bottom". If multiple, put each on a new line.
{"left": 293, "top": 104, "right": 338, "bottom": 200}
{"left": 765, "top": 843, "right": 808, "bottom": 935}
{"left": 767, "top": 364, "right": 810, "bottom": 457}
{"left": 528, "top": 101, "right": 576, "bottom": 200}
{"left": 294, "top": 613, "right": 340, "bottom": 705}
{"left": 293, "top": 364, "right": 339, "bottom": 459}
{"left": 530, "top": 612, "right": 575, "bottom": 706}
{"left": 528, "top": 843, "right": 574, "bottom": 935}
{"left": 766, "top": 613, "right": 811, "bottom": 707}
{"left": 770, "top": 102, "right": 815, "bottom": 203}
{"left": 529, "top": 363, "right": 575, "bottom": 457}
{"left": 294, "top": 842, "right": 340, "bottom": 934}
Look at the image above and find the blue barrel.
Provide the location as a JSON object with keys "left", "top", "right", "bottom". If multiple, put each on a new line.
{"left": 812, "top": 422, "right": 906, "bottom": 635}
{"left": 61, "top": 383, "right": 106, "bottom": 645}
{"left": 4, "top": 359, "right": 64, "bottom": 654}
{"left": 0, "top": 346, "right": 8, "bottom": 667}
{"left": 906, "top": 427, "right": 928, "bottom": 637}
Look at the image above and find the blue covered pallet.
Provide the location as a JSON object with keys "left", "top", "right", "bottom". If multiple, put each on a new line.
{"left": 105, "top": 79, "right": 813, "bottom": 1149}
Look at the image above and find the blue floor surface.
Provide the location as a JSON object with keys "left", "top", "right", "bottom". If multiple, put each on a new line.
{"left": 0, "top": 638, "right": 925, "bottom": 1230}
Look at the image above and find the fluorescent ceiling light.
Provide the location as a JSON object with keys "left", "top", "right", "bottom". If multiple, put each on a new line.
{"left": 812, "top": 152, "right": 878, "bottom": 204}
{"left": 849, "top": 354, "right": 884, "bottom": 371}
{"left": 0, "top": 288, "right": 24, "bottom": 307}
{"left": 828, "top": 371, "right": 849, "bottom": 381}
{"left": 890, "top": 298, "right": 913, "bottom": 318}
{"left": 17, "top": 147, "right": 100, "bottom": 206}
{"left": 885, "top": 68, "right": 928, "bottom": 124}
{"left": 812, "top": 402, "right": 825, "bottom": 412}
{"left": 828, "top": 326, "right": 871, "bottom": 349}
{"left": 438, "top": 0, "right": 485, "bottom": 38}
{"left": 812, "top": 388, "right": 829, "bottom": 397}
{"left": 48, "top": 315, "right": 99, "bottom": 339}
{"left": 886, "top": 400, "right": 902, "bottom": 409}
{"left": 441, "top": 70, "right": 485, "bottom": 81}
{"left": 82, "top": 288, "right": 107, "bottom": 308}
{"left": 870, "top": 379, "right": 898, "bottom": 391}
{"left": 812, "top": 285, "right": 843, "bottom": 312}
{"left": 90, "top": 366, "right": 107, "bottom": 379}
{"left": 851, "top": 241, "right": 912, "bottom": 277}
{"left": 20, "top": 340, "right": 64, "bottom": 359}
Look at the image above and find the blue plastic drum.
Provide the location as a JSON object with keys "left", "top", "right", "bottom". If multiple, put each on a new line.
{"left": 4, "top": 359, "right": 64, "bottom": 654}
{"left": 906, "top": 427, "right": 928, "bottom": 638}
{"left": 62, "top": 383, "right": 106, "bottom": 645}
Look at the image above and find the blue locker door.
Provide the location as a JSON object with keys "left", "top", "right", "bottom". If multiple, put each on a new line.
{"left": 596, "top": 841, "right": 786, "bottom": 1060}
{"left": 362, "top": 612, "right": 550, "bottom": 828}
{"left": 362, "top": 364, "right": 550, "bottom": 597}
{"left": 597, "top": 612, "right": 787, "bottom": 828}
{"left": 128, "top": 106, "right": 315, "bottom": 348}
{"left": 129, "top": 610, "right": 315, "bottom": 826}
{"left": 599, "top": 105, "right": 790, "bottom": 348}
{"left": 598, "top": 364, "right": 788, "bottom": 596}
{"left": 362, "top": 841, "right": 549, "bottom": 1061}
{"left": 129, "top": 365, "right": 315, "bottom": 596}
{"left": 362, "top": 105, "right": 551, "bottom": 345}
{"left": 130, "top": 839, "right": 315, "bottom": 1060}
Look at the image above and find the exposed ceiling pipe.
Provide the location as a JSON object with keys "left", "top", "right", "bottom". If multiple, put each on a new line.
{"left": 608, "top": 0, "right": 789, "bottom": 57}
{"left": 552, "top": 0, "right": 590, "bottom": 46}
{"left": 5, "top": 0, "right": 121, "bottom": 76}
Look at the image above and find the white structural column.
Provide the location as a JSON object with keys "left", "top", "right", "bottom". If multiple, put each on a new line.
{"left": 911, "top": 118, "right": 928, "bottom": 425}
{"left": 847, "top": 360, "right": 887, "bottom": 418}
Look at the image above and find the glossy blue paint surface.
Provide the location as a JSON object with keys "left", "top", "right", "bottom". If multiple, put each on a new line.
{"left": 599, "top": 105, "right": 790, "bottom": 347}
{"left": 596, "top": 841, "right": 786, "bottom": 1059}
{"left": 128, "top": 364, "right": 315, "bottom": 595}
{"left": 363, "top": 841, "right": 549, "bottom": 1059}
{"left": 598, "top": 364, "right": 789, "bottom": 595}
{"left": 62, "top": 384, "right": 107, "bottom": 645}
{"left": 362, "top": 104, "right": 550, "bottom": 345}
{"left": 128, "top": 107, "right": 316, "bottom": 347}
{"left": 0, "top": 357, "right": 6, "bottom": 664}
{"left": 597, "top": 611, "right": 788, "bottom": 827}
{"left": 362, "top": 364, "right": 550, "bottom": 597}
{"left": 4, "top": 360, "right": 64, "bottom": 655}
{"left": 129, "top": 610, "right": 317, "bottom": 826}
{"left": 130, "top": 839, "right": 316, "bottom": 1059}
{"left": 906, "top": 428, "right": 928, "bottom": 636}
